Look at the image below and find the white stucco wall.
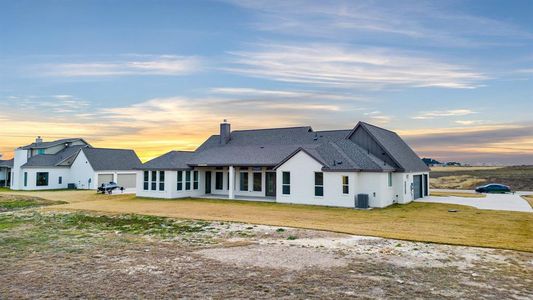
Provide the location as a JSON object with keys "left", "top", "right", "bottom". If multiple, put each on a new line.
{"left": 18, "top": 167, "right": 71, "bottom": 190}
{"left": 11, "top": 149, "right": 28, "bottom": 190}
{"left": 136, "top": 170, "right": 204, "bottom": 199}
{"left": 273, "top": 150, "right": 428, "bottom": 208}
{"left": 70, "top": 150, "right": 96, "bottom": 189}
{"left": 275, "top": 151, "right": 326, "bottom": 206}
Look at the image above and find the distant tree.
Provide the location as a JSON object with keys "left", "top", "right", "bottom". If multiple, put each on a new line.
{"left": 422, "top": 158, "right": 441, "bottom": 166}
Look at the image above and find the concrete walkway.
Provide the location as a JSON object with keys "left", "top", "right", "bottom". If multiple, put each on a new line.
{"left": 418, "top": 193, "right": 533, "bottom": 212}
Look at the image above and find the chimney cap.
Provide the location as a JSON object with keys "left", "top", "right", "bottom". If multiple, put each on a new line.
{"left": 223, "top": 119, "right": 228, "bottom": 123}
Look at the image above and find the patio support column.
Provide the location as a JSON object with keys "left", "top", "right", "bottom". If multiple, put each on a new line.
{"left": 228, "top": 166, "right": 235, "bottom": 199}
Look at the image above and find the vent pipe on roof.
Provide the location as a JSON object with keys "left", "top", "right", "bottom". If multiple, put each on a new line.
{"left": 36, "top": 136, "right": 43, "bottom": 143}
{"left": 220, "top": 120, "right": 231, "bottom": 144}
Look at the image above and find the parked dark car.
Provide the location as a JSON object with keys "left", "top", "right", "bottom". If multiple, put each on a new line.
{"left": 97, "top": 182, "right": 124, "bottom": 194}
{"left": 475, "top": 183, "right": 511, "bottom": 193}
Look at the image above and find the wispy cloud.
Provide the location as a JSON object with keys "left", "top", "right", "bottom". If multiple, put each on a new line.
{"left": 455, "top": 120, "right": 484, "bottom": 126}
{"left": 40, "top": 55, "right": 202, "bottom": 77}
{"left": 225, "top": 0, "right": 533, "bottom": 47}
{"left": 2, "top": 95, "right": 90, "bottom": 115}
{"left": 400, "top": 122, "right": 533, "bottom": 165}
{"left": 226, "top": 44, "right": 486, "bottom": 89}
{"left": 412, "top": 109, "right": 477, "bottom": 120}
{"left": 210, "top": 87, "right": 363, "bottom": 101}
{"left": 364, "top": 110, "right": 391, "bottom": 124}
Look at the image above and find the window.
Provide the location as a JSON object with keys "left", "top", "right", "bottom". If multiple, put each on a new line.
{"left": 58, "top": 176, "right": 63, "bottom": 185}
{"left": 143, "top": 171, "right": 149, "bottom": 190}
{"left": 159, "top": 171, "right": 165, "bottom": 191}
{"left": 253, "top": 172, "right": 262, "bottom": 191}
{"left": 282, "top": 172, "right": 290, "bottom": 195}
{"left": 177, "top": 171, "right": 183, "bottom": 191}
{"left": 215, "top": 172, "right": 223, "bottom": 190}
{"left": 388, "top": 172, "right": 393, "bottom": 187}
{"left": 24, "top": 172, "right": 28, "bottom": 187}
{"left": 36, "top": 172, "right": 49, "bottom": 186}
{"left": 193, "top": 171, "right": 199, "bottom": 190}
{"left": 151, "top": 171, "right": 157, "bottom": 190}
{"left": 342, "top": 176, "right": 349, "bottom": 194}
{"left": 314, "top": 172, "right": 323, "bottom": 196}
{"left": 240, "top": 172, "right": 248, "bottom": 191}
{"left": 185, "top": 171, "right": 191, "bottom": 190}
{"left": 37, "top": 149, "right": 45, "bottom": 155}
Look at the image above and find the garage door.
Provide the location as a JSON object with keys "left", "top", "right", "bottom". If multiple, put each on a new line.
{"left": 413, "top": 175, "right": 423, "bottom": 199}
{"left": 97, "top": 174, "right": 114, "bottom": 186}
{"left": 117, "top": 174, "right": 136, "bottom": 189}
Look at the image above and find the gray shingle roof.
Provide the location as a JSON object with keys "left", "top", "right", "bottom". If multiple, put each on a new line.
{"left": 355, "top": 122, "right": 430, "bottom": 172}
{"left": 190, "top": 145, "right": 302, "bottom": 167}
{"left": 82, "top": 148, "right": 142, "bottom": 171}
{"left": 20, "top": 138, "right": 88, "bottom": 150}
{"left": 139, "top": 151, "right": 195, "bottom": 170}
{"left": 143, "top": 122, "right": 427, "bottom": 173}
{"left": 0, "top": 159, "right": 13, "bottom": 168}
{"left": 22, "top": 145, "right": 86, "bottom": 168}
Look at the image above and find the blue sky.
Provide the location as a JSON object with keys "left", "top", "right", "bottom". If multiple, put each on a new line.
{"left": 0, "top": 0, "right": 532, "bottom": 164}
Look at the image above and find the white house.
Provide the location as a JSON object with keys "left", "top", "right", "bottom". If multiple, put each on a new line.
{"left": 137, "top": 121, "right": 430, "bottom": 208}
{"left": 10, "top": 137, "right": 141, "bottom": 191}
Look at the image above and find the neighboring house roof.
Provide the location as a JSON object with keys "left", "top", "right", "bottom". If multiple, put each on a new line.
{"left": 0, "top": 159, "right": 14, "bottom": 168}
{"left": 81, "top": 148, "right": 142, "bottom": 171}
{"left": 21, "top": 145, "right": 87, "bottom": 168}
{"left": 141, "top": 121, "right": 425, "bottom": 173}
{"left": 20, "top": 138, "right": 89, "bottom": 150}
{"left": 350, "top": 122, "right": 430, "bottom": 172}
{"left": 138, "top": 151, "right": 195, "bottom": 170}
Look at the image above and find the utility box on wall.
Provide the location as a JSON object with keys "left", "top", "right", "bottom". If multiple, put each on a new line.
{"left": 355, "top": 194, "right": 369, "bottom": 209}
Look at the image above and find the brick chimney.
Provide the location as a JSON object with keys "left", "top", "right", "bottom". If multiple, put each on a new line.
{"left": 220, "top": 120, "right": 231, "bottom": 144}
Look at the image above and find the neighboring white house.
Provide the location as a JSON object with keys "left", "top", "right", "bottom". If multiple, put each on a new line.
{"left": 10, "top": 137, "right": 141, "bottom": 191}
{"left": 137, "top": 121, "right": 430, "bottom": 208}
{"left": 0, "top": 157, "right": 13, "bottom": 188}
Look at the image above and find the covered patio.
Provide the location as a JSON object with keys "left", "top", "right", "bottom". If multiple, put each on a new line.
{"left": 194, "top": 165, "right": 278, "bottom": 200}
{"left": 0, "top": 159, "right": 13, "bottom": 188}
{"left": 199, "top": 193, "right": 276, "bottom": 202}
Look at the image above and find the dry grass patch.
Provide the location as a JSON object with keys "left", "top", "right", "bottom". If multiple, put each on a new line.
{"left": 0, "top": 194, "right": 67, "bottom": 212}
{"left": 430, "top": 175, "right": 485, "bottom": 190}
{"left": 431, "top": 166, "right": 503, "bottom": 172}
{"left": 0, "top": 190, "right": 131, "bottom": 204}
{"left": 430, "top": 166, "right": 533, "bottom": 191}
{"left": 44, "top": 195, "right": 533, "bottom": 252}
{"left": 430, "top": 191, "right": 485, "bottom": 198}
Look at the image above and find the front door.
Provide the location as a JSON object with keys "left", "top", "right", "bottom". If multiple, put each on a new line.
{"left": 205, "top": 171, "right": 212, "bottom": 194}
{"left": 413, "top": 175, "right": 422, "bottom": 199}
{"left": 423, "top": 174, "right": 429, "bottom": 196}
{"left": 265, "top": 172, "right": 276, "bottom": 197}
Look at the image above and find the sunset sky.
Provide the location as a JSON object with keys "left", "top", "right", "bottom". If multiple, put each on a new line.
{"left": 1, "top": 0, "right": 532, "bottom": 165}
